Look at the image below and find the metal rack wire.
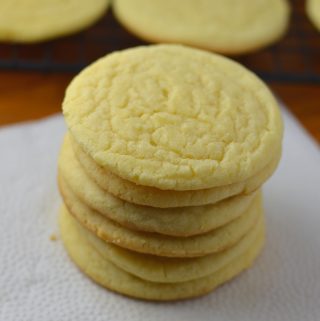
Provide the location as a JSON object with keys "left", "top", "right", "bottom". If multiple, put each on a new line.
{"left": 0, "top": 0, "right": 319, "bottom": 83}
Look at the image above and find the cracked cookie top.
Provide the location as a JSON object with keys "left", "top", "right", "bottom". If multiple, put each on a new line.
{"left": 63, "top": 45, "right": 283, "bottom": 190}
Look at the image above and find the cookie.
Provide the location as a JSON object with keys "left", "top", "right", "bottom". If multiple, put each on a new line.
{"left": 71, "top": 133, "right": 280, "bottom": 208}
{"left": 113, "top": 0, "right": 290, "bottom": 54}
{"left": 58, "top": 181, "right": 263, "bottom": 257}
{"left": 307, "top": 0, "right": 320, "bottom": 31}
{"left": 0, "top": 0, "right": 110, "bottom": 43}
{"left": 59, "top": 206, "right": 265, "bottom": 301}
{"left": 77, "top": 210, "right": 264, "bottom": 283}
{"left": 63, "top": 45, "right": 283, "bottom": 191}
{"left": 59, "top": 134, "right": 257, "bottom": 236}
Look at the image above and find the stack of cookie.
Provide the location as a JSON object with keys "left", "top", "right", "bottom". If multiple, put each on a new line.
{"left": 58, "top": 45, "right": 283, "bottom": 301}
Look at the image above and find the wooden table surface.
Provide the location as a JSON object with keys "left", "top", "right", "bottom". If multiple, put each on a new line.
{"left": 0, "top": 71, "right": 319, "bottom": 143}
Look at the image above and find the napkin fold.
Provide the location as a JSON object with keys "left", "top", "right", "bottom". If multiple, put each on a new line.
{"left": 0, "top": 109, "right": 319, "bottom": 321}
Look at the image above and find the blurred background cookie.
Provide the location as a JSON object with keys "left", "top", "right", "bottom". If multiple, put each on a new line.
{"left": 0, "top": 0, "right": 110, "bottom": 42}
{"left": 113, "top": 0, "right": 290, "bottom": 54}
{"left": 306, "top": 0, "right": 320, "bottom": 30}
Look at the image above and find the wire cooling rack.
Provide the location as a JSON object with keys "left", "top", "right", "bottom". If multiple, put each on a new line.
{"left": 0, "top": 0, "right": 319, "bottom": 83}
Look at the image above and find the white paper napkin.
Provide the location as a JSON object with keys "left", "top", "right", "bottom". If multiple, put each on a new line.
{"left": 0, "top": 109, "right": 319, "bottom": 321}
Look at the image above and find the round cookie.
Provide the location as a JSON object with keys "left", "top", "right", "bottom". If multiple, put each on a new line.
{"left": 63, "top": 45, "right": 283, "bottom": 191}
{"left": 59, "top": 135, "right": 257, "bottom": 237}
{"left": 0, "top": 0, "right": 109, "bottom": 43}
{"left": 59, "top": 206, "right": 265, "bottom": 301}
{"left": 58, "top": 184, "right": 263, "bottom": 257}
{"left": 79, "top": 211, "right": 264, "bottom": 283}
{"left": 113, "top": 0, "right": 290, "bottom": 55}
{"left": 307, "top": 0, "right": 320, "bottom": 31}
{"left": 71, "top": 133, "right": 280, "bottom": 208}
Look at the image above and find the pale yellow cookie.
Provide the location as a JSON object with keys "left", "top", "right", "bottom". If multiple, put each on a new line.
{"left": 59, "top": 206, "right": 265, "bottom": 301}
{"left": 0, "top": 0, "right": 110, "bottom": 43}
{"left": 58, "top": 185, "right": 263, "bottom": 257}
{"left": 71, "top": 133, "right": 280, "bottom": 208}
{"left": 307, "top": 0, "right": 320, "bottom": 31}
{"left": 63, "top": 45, "right": 283, "bottom": 191}
{"left": 81, "top": 211, "right": 264, "bottom": 283}
{"left": 113, "top": 0, "right": 290, "bottom": 54}
{"left": 59, "top": 135, "right": 257, "bottom": 237}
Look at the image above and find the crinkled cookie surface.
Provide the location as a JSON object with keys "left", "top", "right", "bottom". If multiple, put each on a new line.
{"left": 63, "top": 45, "right": 283, "bottom": 190}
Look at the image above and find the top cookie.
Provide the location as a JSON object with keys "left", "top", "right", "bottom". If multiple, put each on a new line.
{"left": 0, "top": 0, "right": 109, "bottom": 43}
{"left": 63, "top": 45, "right": 283, "bottom": 191}
{"left": 113, "top": 0, "right": 290, "bottom": 54}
